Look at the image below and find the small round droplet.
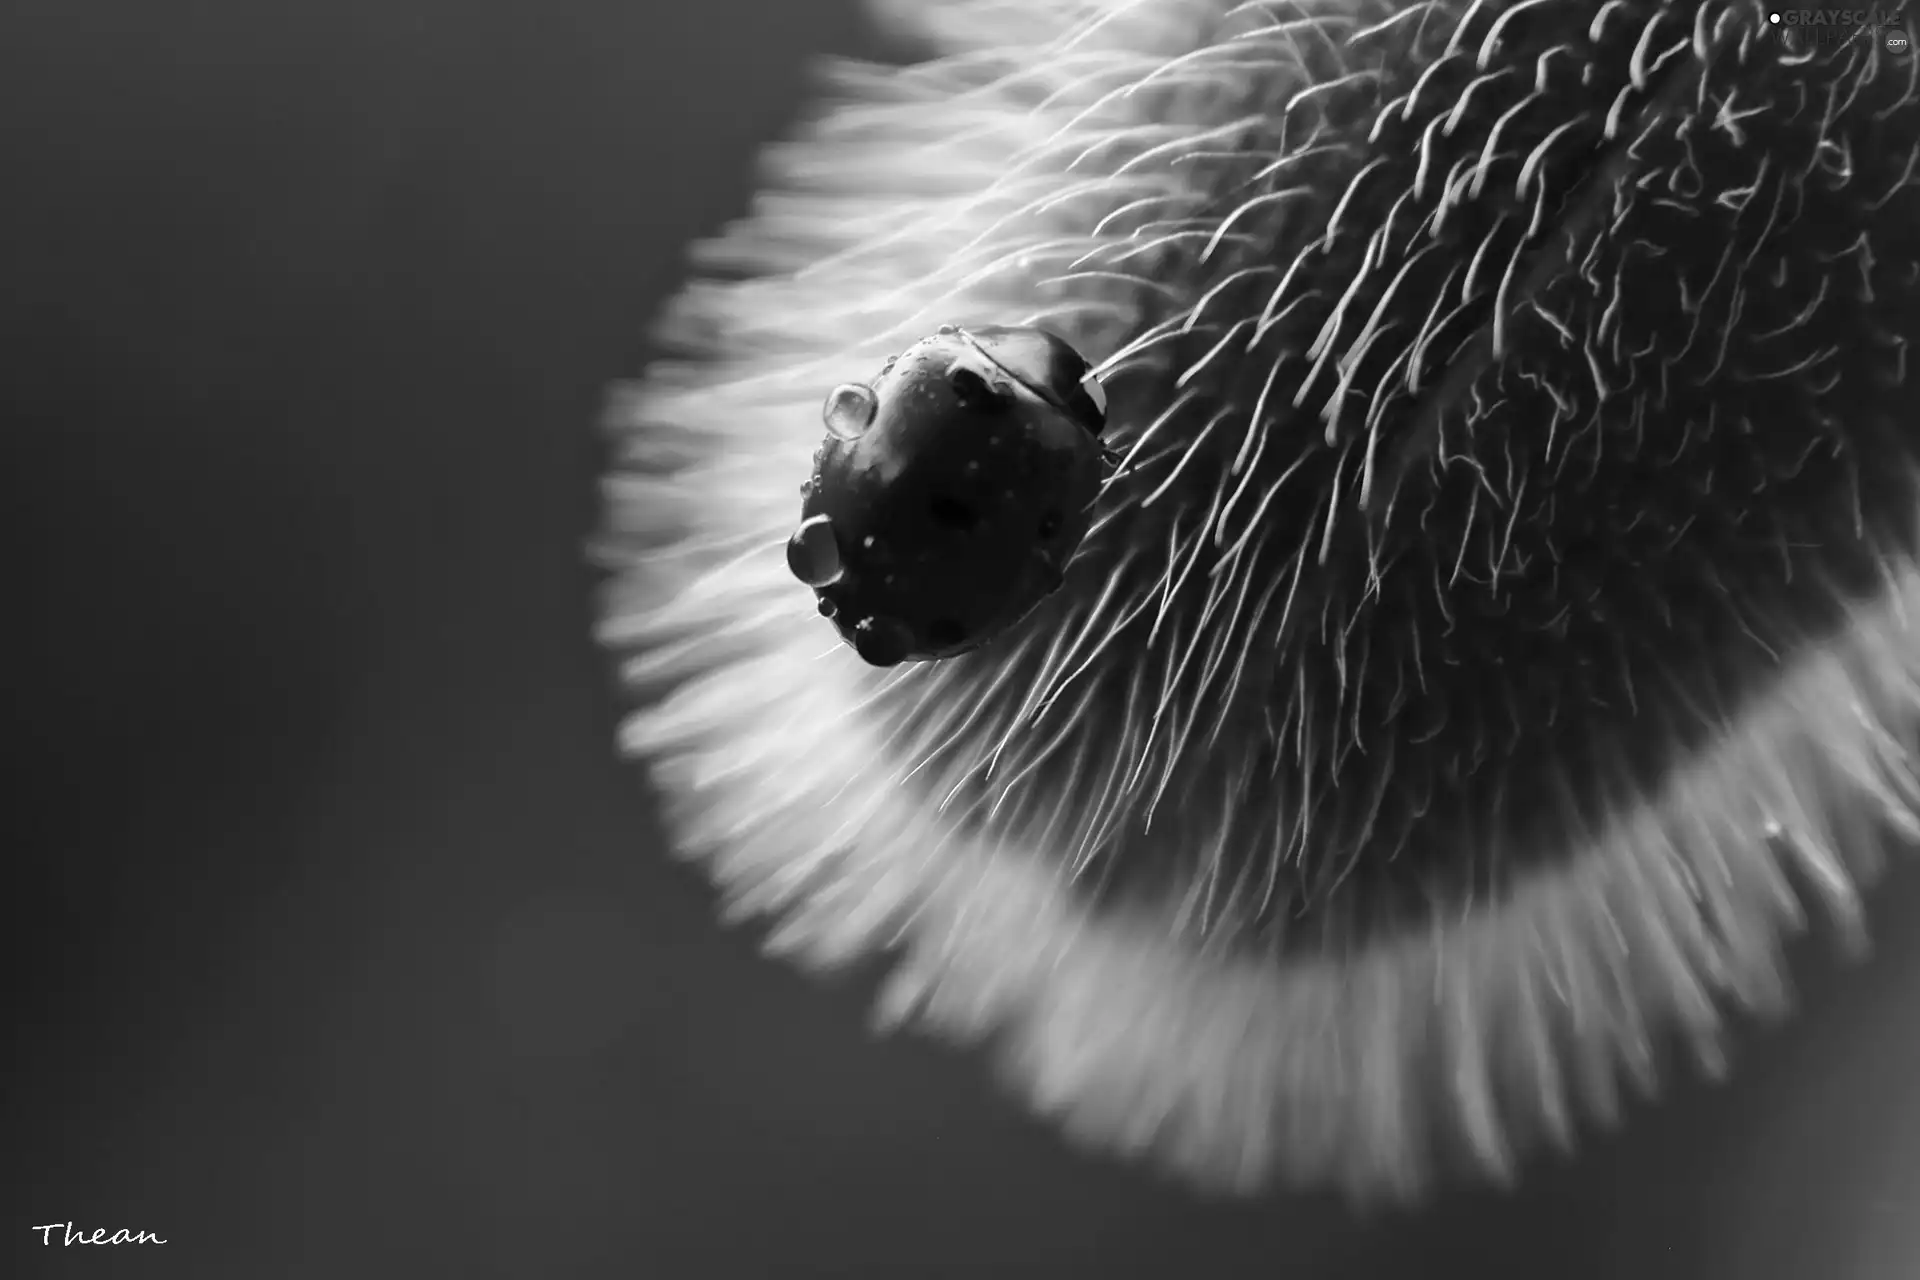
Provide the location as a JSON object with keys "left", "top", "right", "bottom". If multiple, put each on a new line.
{"left": 817, "top": 596, "right": 837, "bottom": 619}
{"left": 822, "top": 383, "right": 877, "bottom": 440}
{"left": 786, "top": 514, "right": 843, "bottom": 588}
{"left": 853, "top": 616, "right": 915, "bottom": 668}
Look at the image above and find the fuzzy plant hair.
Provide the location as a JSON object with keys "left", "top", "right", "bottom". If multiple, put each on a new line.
{"left": 598, "top": 0, "right": 1920, "bottom": 1203}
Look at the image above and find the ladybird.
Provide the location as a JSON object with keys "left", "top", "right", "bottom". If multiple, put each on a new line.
{"left": 785, "top": 324, "right": 1113, "bottom": 667}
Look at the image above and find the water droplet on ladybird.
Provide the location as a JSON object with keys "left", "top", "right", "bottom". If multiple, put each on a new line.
{"left": 822, "top": 383, "right": 877, "bottom": 440}
{"left": 817, "top": 596, "right": 838, "bottom": 619}
{"left": 786, "top": 514, "right": 844, "bottom": 587}
{"left": 853, "top": 616, "right": 914, "bottom": 667}
{"left": 937, "top": 323, "right": 959, "bottom": 335}
{"left": 862, "top": 535, "right": 876, "bottom": 549}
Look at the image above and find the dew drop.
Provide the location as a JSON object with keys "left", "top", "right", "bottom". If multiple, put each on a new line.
{"left": 853, "top": 616, "right": 915, "bottom": 668}
{"left": 822, "top": 383, "right": 877, "bottom": 440}
{"left": 786, "top": 514, "right": 844, "bottom": 587}
{"left": 817, "top": 596, "right": 837, "bottom": 619}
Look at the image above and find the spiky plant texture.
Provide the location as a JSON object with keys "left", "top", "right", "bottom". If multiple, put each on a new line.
{"left": 600, "top": 0, "right": 1920, "bottom": 1202}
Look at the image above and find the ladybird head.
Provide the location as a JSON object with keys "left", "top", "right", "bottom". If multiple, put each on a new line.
{"left": 951, "top": 324, "right": 1109, "bottom": 440}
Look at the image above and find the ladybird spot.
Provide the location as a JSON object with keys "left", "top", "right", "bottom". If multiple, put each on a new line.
{"left": 929, "top": 494, "right": 978, "bottom": 532}
{"left": 822, "top": 382, "right": 877, "bottom": 440}
{"left": 785, "top": 514, "right": 843, "bottom": 588}
{"left": 927, "top": 618, "right": 967, "bottom": 649}
{"left": 948, "top": 364, "right": 998, "bottom": 409}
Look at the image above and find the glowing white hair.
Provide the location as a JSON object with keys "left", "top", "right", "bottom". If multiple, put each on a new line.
{"left": 600, "top": 0, "right": 1920, "bottom": 1201}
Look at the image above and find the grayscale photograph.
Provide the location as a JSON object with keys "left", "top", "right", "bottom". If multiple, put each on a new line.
{"left": 7, "top": 0, "right": 1920, "bottom": 1276}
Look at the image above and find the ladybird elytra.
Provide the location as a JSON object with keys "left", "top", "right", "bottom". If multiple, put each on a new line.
{"left": 784, "top": 324, "right": 1110, "bottom": 666}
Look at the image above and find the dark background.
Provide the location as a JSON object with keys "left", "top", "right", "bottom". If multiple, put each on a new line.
{"left": 4, "top": 1, "right": 1918, "bottom": 1276}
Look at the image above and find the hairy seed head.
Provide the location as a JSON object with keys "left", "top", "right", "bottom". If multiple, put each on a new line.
{"left": 599, "top": 0, "right": 1920, "bottom": 1201}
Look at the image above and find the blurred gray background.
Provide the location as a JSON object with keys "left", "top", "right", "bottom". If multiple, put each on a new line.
{"left": 3, "top": 1, "right": 1918, "bottom": 1276}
